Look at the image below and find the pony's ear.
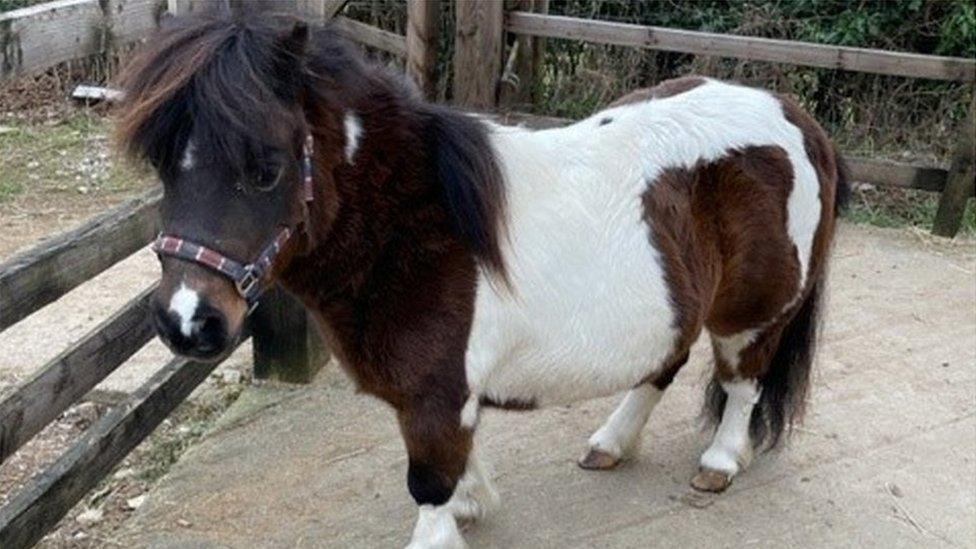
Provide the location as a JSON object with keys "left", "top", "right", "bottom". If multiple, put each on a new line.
{"left": 280, "top": 21, "right": 309, "bottom": 60}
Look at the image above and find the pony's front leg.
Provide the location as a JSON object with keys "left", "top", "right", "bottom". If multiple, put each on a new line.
{"left": 399, "top": 401, "right": 473, "bottom": 549}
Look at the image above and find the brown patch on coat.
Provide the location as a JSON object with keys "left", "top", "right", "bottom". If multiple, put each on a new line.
{"left": 610, "top": 76, "right": 706, "bottom": 107}
{"left": 642, "top": 145, "right": 803, "bottom": 382}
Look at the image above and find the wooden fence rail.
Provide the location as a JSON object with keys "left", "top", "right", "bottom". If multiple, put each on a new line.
{"left": 0, "top": 285, "right": 156, "bottom": 465}
{"left": 504, "top": 11, "right": 976, "bottom": 82}
{"left": 0, "top": 350, "right": 237, "bottom": 549}
{"left": 485, "top": 10, "right": 976, "bottom": 236}
{"left": 0, "top": 189, "right": 161, "bottom": 333}
{"left": 0, "top": 0, "right": 165, "bottom": 82}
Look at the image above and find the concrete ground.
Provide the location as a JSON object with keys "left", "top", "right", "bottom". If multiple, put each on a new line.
{"left": 118, "top": 223, "right": 975, "bottom": 549}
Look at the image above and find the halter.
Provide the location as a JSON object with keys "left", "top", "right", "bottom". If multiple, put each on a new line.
{"left": 151, "top": 134, "right": 315, "bottom": 312}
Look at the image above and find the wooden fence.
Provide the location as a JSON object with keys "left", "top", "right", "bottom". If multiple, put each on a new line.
{"left": 454, "top": 5, "right": 976, "bottom": 238}
{"left": 0, "top": 0, "right": 407, "bottom": 545}
{"left": 0, "top": 0, "right": 973, "bottom": 546}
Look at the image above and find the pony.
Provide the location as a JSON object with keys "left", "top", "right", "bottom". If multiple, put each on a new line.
{"left": 116, "top": 14, "right": 849, "bottom": 549}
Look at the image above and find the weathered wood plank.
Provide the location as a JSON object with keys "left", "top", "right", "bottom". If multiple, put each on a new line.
{"left": 0, "top": 0, "right": 165, "bottom": 81}
{"left": 0, "top": 285, "right": 157, "bottom": 466}
{"left": 493, "top": 112, "right": 951, "bottom": 193}
{"left": 0, "top": 187, "right": 161, "bottom": 333}
{"left": 250, "top": 285, "right": 327, "bottom": 384}
{"left": 332, "top": 15, "right": 406, "bottom": 58}
{"left": 0, "top": 352, "right": 228, "bottom": 549}
{"left": 296, "top": 0, "right": 348, "bottom": 20}
{"left": 406, "top": 0, "right": 440, "bottom": 99}
{"left": 454, "top": 0, "right": 504, "bottom": 108}
{"left": 505, "top": 12, "right": 976, "bottom": 82}
{"left": 845, "top": 156, "right": 950, "bottom": 192}
{"left": 933, "top": 96, "right": 976, "bottom": 237}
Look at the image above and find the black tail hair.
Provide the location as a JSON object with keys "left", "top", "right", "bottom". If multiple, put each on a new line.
{"left": 705, "top": 278, "right": 822, "bottom": 449}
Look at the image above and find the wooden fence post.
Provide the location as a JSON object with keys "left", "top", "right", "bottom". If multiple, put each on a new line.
{"left": 406, "top": 0, "right": 440, "bottom": 99}
{"left": 453, "top": 0, "right": 504, "bottom": 108}
{"left": 499, "top": 0, "right": 548, "bottom": 110}
{"left": 249, "top": 286, "right": 327, "bottom": 384}
{"left": 932, "top": 95, "right": 975, "bottom": 237}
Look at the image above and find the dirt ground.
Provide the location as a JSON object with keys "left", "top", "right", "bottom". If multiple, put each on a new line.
{"left": 101, "top": 223, "right": 976, "bottom": 549}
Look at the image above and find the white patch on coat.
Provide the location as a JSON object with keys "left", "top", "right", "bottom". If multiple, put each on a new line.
{"left": 700, "top": 378, "right": 761, "bottom": 475}
{"left": 464, "top": 78, "right": 822, "bottom": 407}
{"left": 445, "top": 445, "right": 499, "bottom": 522}
{"left": 406, "top": 504, "right": 465, "bottom": 549}
{"left": 712, "top": 328, "right": 760, "bottom": 371}
{"left": 169, "top": 282, "right": 200, "bottom": 337}
{"left": 587, "top": 384, "right": 663, "bottom": 458}
{"left": 343, "top": 112, "right": 362, "bottom": 164}
{"left": 180, "top": 139, "right": 196, "bottom": 171}
{"left": 460, "top": 396, "right": 479, "bottom": 429}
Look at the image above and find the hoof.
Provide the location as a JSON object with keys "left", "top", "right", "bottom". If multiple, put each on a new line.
{"left": 578, "top": 448, "right": 620, "bottom": 470}
{"left": 690, "top": 468, "right": 733, "bottom": 493}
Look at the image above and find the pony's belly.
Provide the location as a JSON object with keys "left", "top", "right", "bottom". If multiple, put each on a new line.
{"left": 466, "top": 281, "right": 680, "bottom": 407}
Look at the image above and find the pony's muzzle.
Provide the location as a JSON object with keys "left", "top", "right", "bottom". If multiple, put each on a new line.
{"left": 152, "top": 296, "right": 230, "bottom": 361}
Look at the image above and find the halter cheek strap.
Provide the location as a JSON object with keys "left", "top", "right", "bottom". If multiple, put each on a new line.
{"left": 151, "top": 134, "right": 315, "bottom": 312}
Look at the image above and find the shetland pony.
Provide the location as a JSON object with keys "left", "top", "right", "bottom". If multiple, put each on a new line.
{"left": 117, "top": 15, "right": 848, "bottom": 549}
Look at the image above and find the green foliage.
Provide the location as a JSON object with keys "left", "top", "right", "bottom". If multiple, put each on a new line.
{"left": 0, "top": 0, "right": 46, "bottom": 12}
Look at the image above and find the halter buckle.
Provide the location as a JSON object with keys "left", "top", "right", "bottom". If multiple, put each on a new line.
{"left": 235, "top": 267, "right": 261, "bottom": 301}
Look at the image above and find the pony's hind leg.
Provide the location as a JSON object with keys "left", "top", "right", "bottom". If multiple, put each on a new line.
{"left": 579, "top": 353, "right": 689, "bottom": 470}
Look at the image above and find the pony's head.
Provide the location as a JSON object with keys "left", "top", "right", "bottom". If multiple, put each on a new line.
{"left": 116, "top": 15, "right": 319, "bottom": 361}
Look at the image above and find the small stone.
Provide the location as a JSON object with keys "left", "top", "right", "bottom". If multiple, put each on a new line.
{"left": 126, "top": 494, "right": 147, "bottom": 510}
{"left": 77, "top": 186, "right": 89, "bottom": 194}
{"left": 26, "top": 160, "right": 39, "bottom": 169}
{"left": 76, "top": 507, "right": 103, "bottom": 525}
{"left": 113, "top": 467, "right": 135, "bottom": 480}
{"left": 73, "top": 531, "right": 90, "bottom": 540}
{"left": 942, "top": 362, "right": 949, "bottom": 368}
{"left": 887, "top": 483, "right": 904, "bottom": 498}
{"left": 176, "top": 518, "right": 192, "bottom": 528}
{"left": 221, "top": 369, "right": 243, "bottom": 384}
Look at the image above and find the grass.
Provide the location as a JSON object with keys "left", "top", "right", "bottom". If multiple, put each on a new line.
{"left": 843, "top": 185, "right": 976, "bottom": 235}
{"left": 0, "top": 112, "right": 150, "bottom": 204}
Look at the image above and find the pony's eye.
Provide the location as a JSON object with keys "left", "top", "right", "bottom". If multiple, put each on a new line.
{"left": 253, "top": 164, "right": 283, "bottom": 191}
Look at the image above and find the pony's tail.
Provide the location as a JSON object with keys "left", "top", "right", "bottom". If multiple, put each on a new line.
{"left": 751, "top": 276, "right": 822, "bottom": 448}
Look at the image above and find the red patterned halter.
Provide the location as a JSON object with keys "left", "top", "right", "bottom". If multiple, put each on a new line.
{"left": 151, "top": 134, "right": 315, "bottom": 311}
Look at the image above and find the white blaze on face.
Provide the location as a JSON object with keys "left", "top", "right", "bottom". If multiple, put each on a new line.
{"left": 169, "top": 282, "right": 201, "bottom": 337}
{"left": 180, "top": 139, "right": 196, "bottom": 171}
{"left": 343, "top": 112, "right": 362, "bottom": 164}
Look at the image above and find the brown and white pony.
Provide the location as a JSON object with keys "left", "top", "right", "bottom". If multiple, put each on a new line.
{"left": 116, "top": 15, "right": 848, "bottom": 548}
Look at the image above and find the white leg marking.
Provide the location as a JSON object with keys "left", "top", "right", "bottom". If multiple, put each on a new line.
{"left": 180, "top": 139, "right": 196, "bottom": 171}
{"left": 343, "top": 112, "right": 362, "bottom": 164}
{"left": 587, "top": 384, "right": 663, "bottom": 459}
{"left": 700, "top": 379, "right": 761, "bottom": 476}
{"left": 445, "top": 445, "right": 499, "bottom": 522}
{"left": 169, "top": 282, "right": 201, "bottom": 337}
{"left": 406, "top": 504, "right": 466, "bottom": 549}
{"left": 713, "top": 329, "right": 759, "bottom": 372}
{"left": 459, "top": 396, "right": 479, "bottom": 430}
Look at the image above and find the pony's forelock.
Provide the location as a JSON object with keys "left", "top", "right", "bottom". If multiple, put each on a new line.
{"left": 115, "top": 14, "right": 303, "bottom": 176}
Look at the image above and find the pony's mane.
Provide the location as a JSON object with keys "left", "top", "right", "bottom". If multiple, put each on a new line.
{"left": 115, "top": 15, "right": 308, "bottom": 177}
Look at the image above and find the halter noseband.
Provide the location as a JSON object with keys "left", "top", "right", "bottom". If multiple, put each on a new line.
{"left": 151, "top": 134, "right": 315, "bottom": 312}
